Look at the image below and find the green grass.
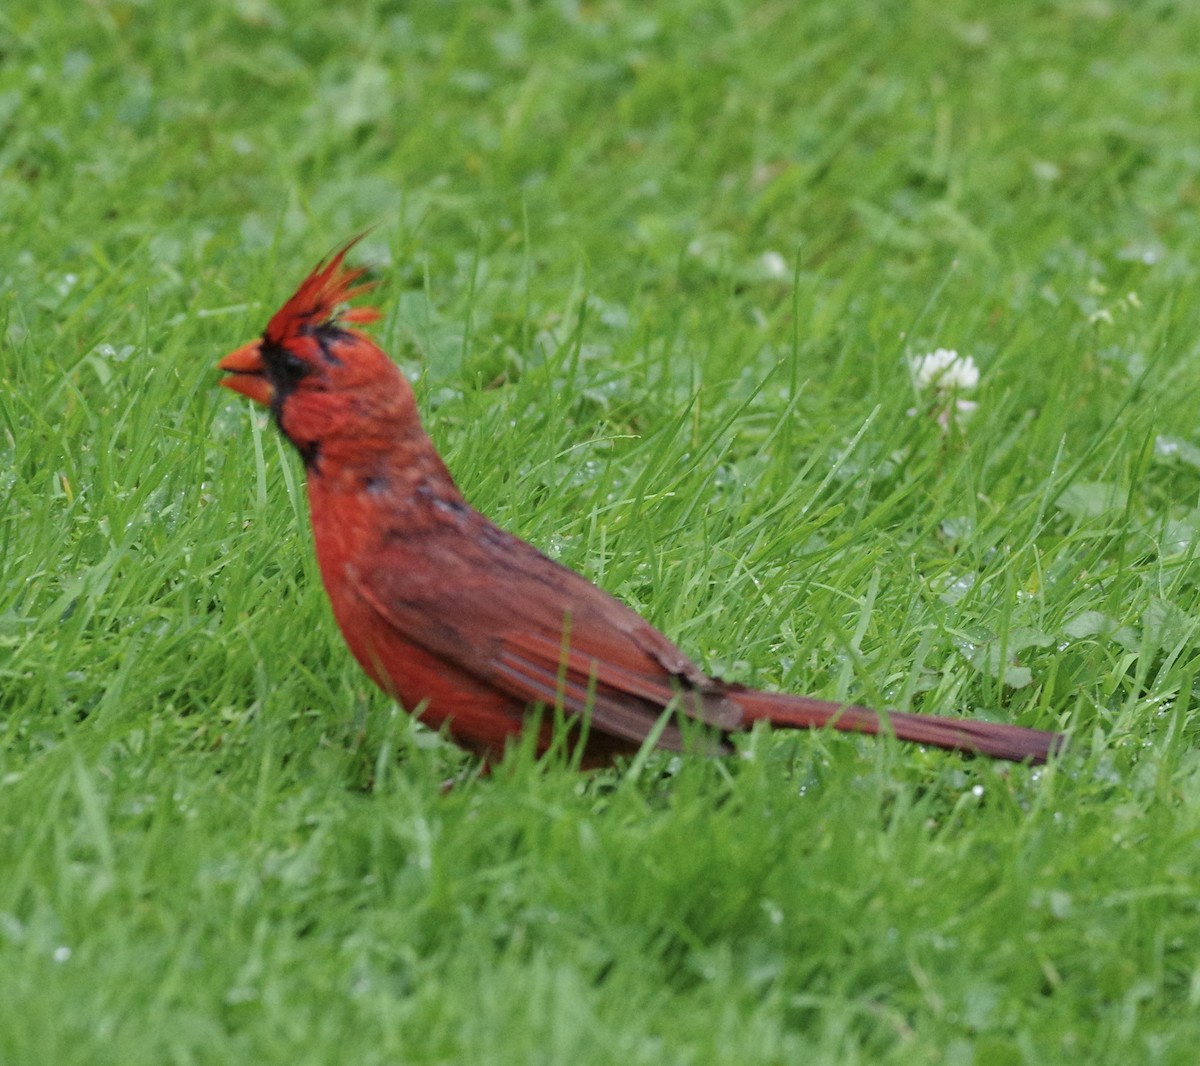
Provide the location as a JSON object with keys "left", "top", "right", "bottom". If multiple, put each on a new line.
{"left": 4, "top": 0, "right": 1200, "bottom": 1061}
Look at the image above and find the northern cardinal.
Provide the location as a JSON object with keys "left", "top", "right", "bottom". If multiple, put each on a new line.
{"left": 218, "top": 240, "right": 1064, "bottom": 768}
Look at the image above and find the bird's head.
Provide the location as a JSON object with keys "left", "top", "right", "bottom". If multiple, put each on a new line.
{"left": 219, "top": 239, "right": 413, "bottom": 467}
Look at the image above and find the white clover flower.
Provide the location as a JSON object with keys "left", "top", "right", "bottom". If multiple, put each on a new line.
{"left": 907, "top": 348, "right": 981, "bottom": 431}
{"left": 759, "top": 250, "right": 789, "bottom": 279}
{"left": 908, "top": 348, "right": 980, "bottom": 391}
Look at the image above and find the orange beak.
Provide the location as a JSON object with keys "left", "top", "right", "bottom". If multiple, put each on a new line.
{"left": 218, "top": 341, "right": 274, "bottom": 406}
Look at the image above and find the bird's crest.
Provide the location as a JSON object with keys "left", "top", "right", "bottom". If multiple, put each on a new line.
{"left": 264, "top": 235, "right": 382, "bottom": 345}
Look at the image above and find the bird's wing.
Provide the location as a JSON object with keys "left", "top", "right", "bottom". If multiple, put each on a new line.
{"left": 346, "top": 517, "right": 742, "bottom": 747}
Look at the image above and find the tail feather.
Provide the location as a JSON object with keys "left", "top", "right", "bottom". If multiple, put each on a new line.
{"left": 727, "top": 687, "right": 1064, "bottom": 764}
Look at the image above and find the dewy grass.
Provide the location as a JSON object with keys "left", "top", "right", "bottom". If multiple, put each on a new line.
{"left": 4, "top": 1, "right": 1200, "bottom": 1062}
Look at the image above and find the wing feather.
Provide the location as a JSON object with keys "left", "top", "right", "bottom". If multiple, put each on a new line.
{"left": 345, "top": 513, "right": 741, "bottom": 747}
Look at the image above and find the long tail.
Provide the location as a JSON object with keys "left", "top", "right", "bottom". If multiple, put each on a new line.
{"left": 726, "top": 685, "right": 1064, "bottom": 764}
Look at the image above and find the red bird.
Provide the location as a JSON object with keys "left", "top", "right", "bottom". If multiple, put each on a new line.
{"left": 218, "top": 241, "right": 1064, "bottom": 768}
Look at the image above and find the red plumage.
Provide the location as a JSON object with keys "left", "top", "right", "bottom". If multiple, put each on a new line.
{"left": 218, "top": 241, "right": 1064, "bottom": 768}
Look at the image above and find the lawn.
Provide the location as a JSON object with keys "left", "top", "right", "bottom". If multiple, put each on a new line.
{"left": 4, "top": 1, "right": 1200, "bottom": 1062}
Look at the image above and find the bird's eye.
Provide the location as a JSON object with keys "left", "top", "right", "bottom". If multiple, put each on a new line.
{"left": 279, "top": 351, "right": 308, "bottom": 384}
{"left": 262, "top": 343, "right": 312, "bottom": 391}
